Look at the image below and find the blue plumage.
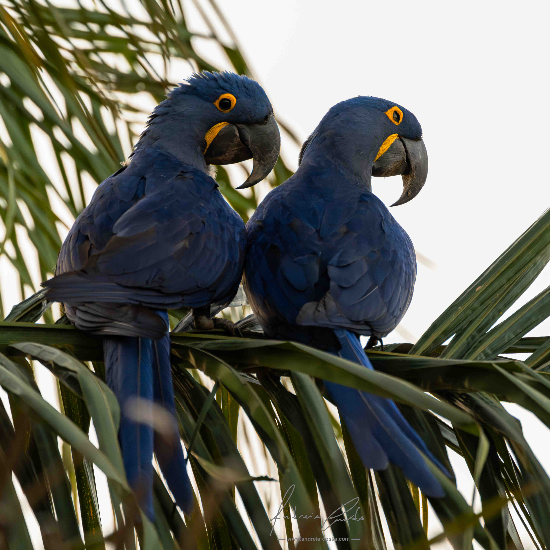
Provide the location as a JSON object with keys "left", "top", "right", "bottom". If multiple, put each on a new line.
{"left": 244, "top": 96, "right": 446, "bottom": 497}
{"left": 103, "top": 334, "right": 156, "bottom": 517}
{"left": 103, "top": 314, "right": 194, "bottom": 517}
{"left": 329, "top": 330, "right": 445, "bottom": 497}
{"left": 44, "top": 72, "right": 280, "bottom": 518}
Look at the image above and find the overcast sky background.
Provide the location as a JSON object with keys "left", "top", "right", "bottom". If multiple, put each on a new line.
{"left": 2, "top": 0, "right": 550, "bottom": 548}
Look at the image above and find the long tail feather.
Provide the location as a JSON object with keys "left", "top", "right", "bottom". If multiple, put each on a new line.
{"left": 103, "top": 312, "right": 193, "bottom": 519}
{"left": 325, "top": 329, "right": 446, "bottom": 498}
{"left": 152, "top": 312, "right": 194, "bottom": 514}
{"left": 104, "top": 335, "right": 155, "bottom": 518}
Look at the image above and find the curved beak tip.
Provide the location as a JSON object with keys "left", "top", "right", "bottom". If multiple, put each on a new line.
{"left": 390, "top": 188, "right": 415, "bottom": 207}
{"left": 373, "top": 137, "right": 428, "bottom": 207}
{"left": 235, "top": 181, "right": 251, "bottom": 190}
{"left": 236, "top": 114, "right": 281, "bottom": 189}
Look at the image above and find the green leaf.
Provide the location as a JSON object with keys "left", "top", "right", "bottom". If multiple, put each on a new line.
{"left": 291, "top": 371, "right": 365, "bottom": 546}
{"left": 11, "top": 342, "right": 124, "bottom": 473}
{"left": 527, "top": 337, "right": 550, "bottom": 369}
{"left": 183, "top": 338, "right": 477, "bottom": 429}
{"left": 59, "top": 380, "right": 104, "bottom": 547}
{"left": 341, "top": 421, "right": 387, "bottom": 549}
{"left": 0, "top": 457, "right": 34, "bottom": 550}
{"left": 31, "top": 420, "right": 82, "bottom": 545}
{"left": 413, "top": 208, "right": 550, "bottom": 357}
{"left": 0, "top": 352, "right": 135, "bottom": 504}
{"left": 3, "top": 289, "right": 50, "bottom": 323}
{"left": 464, "top": 285, "right": 550, "bottom": 361}
{"left": 174, "top": 395, "right": 258, "bottom": 550}
{"left": 375, "top": 465, "right": 428, "bottom": 549}
{"left": 176, "top": 345, "right": 321, "bottom": 526}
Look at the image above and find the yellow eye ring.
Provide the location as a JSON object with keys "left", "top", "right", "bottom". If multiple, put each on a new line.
{"left": 214, "top": 93, "right": 237, "bottom": 113}
{"left": 385, "top": 106, "right": 403, "bottom": 125}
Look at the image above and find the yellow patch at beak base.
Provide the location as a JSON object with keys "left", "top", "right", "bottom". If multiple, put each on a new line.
{"left": 375, "top": 133, "right": 399, "bottom": 161}
{"left": 204, "top": 122, "right": 230, "bottom": 152}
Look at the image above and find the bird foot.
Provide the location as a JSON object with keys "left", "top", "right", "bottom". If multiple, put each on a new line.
{"left": 193, "top": 314, "right": 241, "bottom": 336}
{"left": 212, "top": 317, "right": 242, "bottom": 337}
{"left": 194, "top": 314, "right": 215, "bottom": 331}
{"left": 366, "top": 336, "right": 384, "bottom": 350}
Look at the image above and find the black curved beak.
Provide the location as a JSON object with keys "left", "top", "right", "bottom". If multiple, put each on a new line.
{"left": 203, "top": 114, "right": 280, "bottom": 189}
{"left": 372, "top": 137, "right": 428, "bottom": 206}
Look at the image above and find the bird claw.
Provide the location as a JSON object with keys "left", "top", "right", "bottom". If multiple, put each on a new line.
{"left": 212, "top": 317, "right": 243, "bottom": 337}
{"left": 193, "top": 314, "right": 215, "bottom": 331}
{"left": 366, "top": 336, "right": 384, "bottom": 350}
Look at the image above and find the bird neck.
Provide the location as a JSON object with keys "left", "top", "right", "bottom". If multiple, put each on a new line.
{"left": 299, "top": 108, "right": 392, "bottom": 189}
{"left": 300, "top": 135, "right": 384, "bottom": 190}
{"left": 132, "top": 97, "right": 211, "bottom": 174}
{"left": 300, "top": 143, "right": 374, "bottom": 191}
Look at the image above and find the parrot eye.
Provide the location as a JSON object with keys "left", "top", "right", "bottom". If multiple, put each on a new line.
{"left": 219, "top": 98, "right": 232, "bottom": 110}
{"left": 215, "top": 93, "right": 237, "bottom": 113}
{"left": 385, "top": 106, "right": 403, "bottom": 126}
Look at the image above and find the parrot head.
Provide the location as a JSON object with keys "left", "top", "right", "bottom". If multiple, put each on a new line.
{"left": 299, "top": 96, "right": 428, "bottom": 206}
{"left": 137, "top": 72, "right": 280, "bottom": 188}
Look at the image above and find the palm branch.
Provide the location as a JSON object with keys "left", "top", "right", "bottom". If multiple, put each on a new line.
{"left": 1, "top": 0, "right": 550, "bottom": 548}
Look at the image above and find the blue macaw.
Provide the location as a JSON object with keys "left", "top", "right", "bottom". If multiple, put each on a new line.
{"left": 244, "top": 97, "right": 447, "bottom": 497}
{"left": 43, "top": 72, "right": 280, "bottom": 518}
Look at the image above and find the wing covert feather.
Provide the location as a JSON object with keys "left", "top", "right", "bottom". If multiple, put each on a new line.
{"left": 245, "top": 170, "right": 416, "bottom": 338}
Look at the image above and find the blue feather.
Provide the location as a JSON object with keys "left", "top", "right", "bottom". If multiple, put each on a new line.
{"left": 103, "top": 312, "right": 193, "bottom": 519}
{"left": 151, "top": 313, "right": 194, "bottom": 514}
{"left": 104, "top": 336, "right": 156, "bottom": 518}
{"left": 325, "top": 330, "right": 445, "bottom": 498}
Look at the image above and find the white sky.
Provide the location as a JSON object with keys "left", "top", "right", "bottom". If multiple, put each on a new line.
{"left": 2, "top": 0, "right": 550, "bottom": 548}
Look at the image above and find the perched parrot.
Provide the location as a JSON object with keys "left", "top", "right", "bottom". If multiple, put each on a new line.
{"left": 43, "top": 71, "right": 281, "bottom": 518}
{"left": 244, "top": 97, "right": 447, "bottom": 497}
